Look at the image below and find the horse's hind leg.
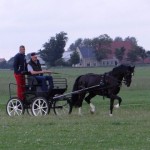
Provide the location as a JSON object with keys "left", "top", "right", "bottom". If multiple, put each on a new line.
{"left": 85, "top": 93, "right": 96, "bottom": 114}
{"left": 78, "top": 93, "right": 86, "bottom": 115}
{"left": 110, "top": 98, "right": 114, "bottom": 116}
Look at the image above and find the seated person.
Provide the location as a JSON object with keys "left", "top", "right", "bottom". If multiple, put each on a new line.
{"left": 27, "top": 52, "right": 54, "bottom": 92}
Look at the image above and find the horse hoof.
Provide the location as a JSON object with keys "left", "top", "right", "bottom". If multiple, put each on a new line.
{"left": 90, "top": 110, "right": 95, "bottom": 114}
{"left": 79, "top": 113, "right": 83, "bottom": 116}
{"left": 114, "top": 104, "right": 119, "bottom": 108}
{"left": 109, "top": 114, "right": 113, "bottom": 117}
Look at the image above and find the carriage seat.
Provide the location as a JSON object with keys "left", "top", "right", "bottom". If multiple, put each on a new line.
{"left": 26, "top": 76, "right": 42, "bottom": 92}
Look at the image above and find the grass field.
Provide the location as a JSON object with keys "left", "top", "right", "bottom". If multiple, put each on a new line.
{"left": 0, "top": 66, "right": 150, "bottom": 150}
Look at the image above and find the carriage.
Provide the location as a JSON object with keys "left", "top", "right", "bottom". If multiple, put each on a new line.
{"left": 6, "top": 76, "right": 72, "bottom": 116}
{"left": 6, "top": 64, "right": 135, "bottom": 117}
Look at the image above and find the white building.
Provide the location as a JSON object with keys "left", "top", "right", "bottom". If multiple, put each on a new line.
{"left": 62, "top": 51, "right": 73, "bottom": 62}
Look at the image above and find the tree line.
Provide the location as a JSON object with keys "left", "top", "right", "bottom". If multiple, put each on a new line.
{"left": 69, "top": 34, "right": 148, "bottom": 65}
{"left": 0, "top": 32, "right": 149, "bottom": 68}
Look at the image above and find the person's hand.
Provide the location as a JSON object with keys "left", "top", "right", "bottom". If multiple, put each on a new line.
{"left": 43, "top": 70, "right": 52, "bottom": 74}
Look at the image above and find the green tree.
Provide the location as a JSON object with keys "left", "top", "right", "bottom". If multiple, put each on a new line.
{"left": 146, "top": 51, "right": 150, "bottom": 57}
{"left": 115, "top": 47, "right": 125, "bottom": 62}
{"left": 82, "top": 38, "right": 92, "bottom": 47}
{"left": 94, "top": 49, "right": 109, "bottom": 61}
{"left": 0, "top": 60, "right": 7, "bottom": 69}
{"left": 40, "top": 32, "right": 68, "bottom": 66}
{"left": 7, "top": 57, "right": 14, "bottom": 69}
{"left": 70, "top": 51, "right": 80, "bottom": 66}
{"left": 55, "top": 58, "right": 65, "bottom": 66}
{"left": 114, "top": 37, "right": 123, "bottom": 42}
{"left": 69, "top": 38, "right": 82, "bottom": 51}
{"left": 124, "top": 36, "right": 137, "bottom": 46}
{"left": 127, "top": 50, "right": 138, "bottom": 63}
{"left": 92, "top": 34, "right": 112, "bottom": 61}
{"left": 135, "top": 46, "right": 147, "bottom": 62}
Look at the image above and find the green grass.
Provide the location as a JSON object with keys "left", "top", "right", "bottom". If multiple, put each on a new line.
{"left": 0, "top": 66, "right": 150, "bottom": 150}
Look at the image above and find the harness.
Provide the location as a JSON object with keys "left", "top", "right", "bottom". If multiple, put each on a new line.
{"left": 98, "top": 73, "right": 124, "bottom": 99}
{"left": 101, "top": 73, "right": 122, "bottom": 87}
{"left": 99, "top": 69, "right": 134, "bottom": 99}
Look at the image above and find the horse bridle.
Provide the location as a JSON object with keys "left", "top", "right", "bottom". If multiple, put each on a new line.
{"left": 123, "top": 70, "right": 134, "bottom": 85}
{"left": 104, "top": 70, "right": 134, "bottom": 87}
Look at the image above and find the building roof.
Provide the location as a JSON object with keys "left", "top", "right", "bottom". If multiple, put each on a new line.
{"left": 79, "top": 47, "right": 96, "bottom": 58}
{"left": 62, "top": 51, "right": 73, "bottom": 61}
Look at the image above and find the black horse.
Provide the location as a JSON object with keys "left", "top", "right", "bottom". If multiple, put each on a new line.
{"left": 71, "top": 64, "right": 135, "bottom": 116}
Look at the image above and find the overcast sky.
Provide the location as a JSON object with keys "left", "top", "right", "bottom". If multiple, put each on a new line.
{"left": 0, "top": 0, "right": 150, "bottom": 60}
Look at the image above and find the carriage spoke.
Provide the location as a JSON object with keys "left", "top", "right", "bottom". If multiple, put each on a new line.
{"left": 17, "top": 103, "right": 21, "bottom": 107}
{"left": 33, "top": 107, "right": 39, "bottom": 111}
{"left": 15, "top": 100, "right": 18, "bottom": 106}
{"left": 38, "top": 100, "right": 41, "bottom": 107}
{"left": 34, "top": 103, "right": 40, "bottom": 108}
{"left": 41, "top": 101, "right": 45, "bottom": 106}
{"left": 41, "top": 109, "right": 46, "bottom": 114}
{"left": 13, "top": 110, "right": 16, "bottom": 116}
{"left": 15, "top": 110, "right": 20, "bottom": 115}
{"left": 11, "top": 101, "right": 15, "bottom": 107}
{"left": 13, "top": 106, "right": 23, "bottom": 115}
{"left": 36, "top": 110, "right": 40, "bottom": 116}
{"left": 17, "top": 108, "right": 23, "bottom": 112}
{"left": 9, "top": 109, "right": 14, "bottom": 115}
{"left": 8, "top": 105, "right": 14, "bottom": 109}
{"left": 41, "top": 106, "right": 47, "bottom": 109}
{"left": 40, "top": 110, "right": 43, "bottom": 115}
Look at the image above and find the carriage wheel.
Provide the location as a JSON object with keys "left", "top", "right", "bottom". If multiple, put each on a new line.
{"left": 31, "top": 97, "right": 49, "bottom": 116}
{"left": 53, "top": 98, "right": 72, "bottom": 116}
{"left": 6, "top": 97, "right": 24, "bottom": 116}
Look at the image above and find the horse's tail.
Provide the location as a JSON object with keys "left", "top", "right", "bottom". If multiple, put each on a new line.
{"left": 71, "top": 75, "right": 82, "bottom": 107}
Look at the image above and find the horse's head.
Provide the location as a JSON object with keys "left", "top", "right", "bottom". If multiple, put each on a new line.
{"left": 112, "top": 64, "right": 135, "bottom": 87}
{"left": 123, "top": 65, "right": 135, "bottom": 87}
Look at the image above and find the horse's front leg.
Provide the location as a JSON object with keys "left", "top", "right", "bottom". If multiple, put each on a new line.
{"left": 109, "top": 95, "right": 122, "bottom": 116}
{"left": 78, "top": 107, "right": 82, "bottom": 115}
{"left": 85, "top": 93, "right": 96, "bottom": 114}
{"left": 90, "top": 103, "right": 95, "bottom": 114}
{"left": 114, "top": 95, "right": 122, "bottom": 108}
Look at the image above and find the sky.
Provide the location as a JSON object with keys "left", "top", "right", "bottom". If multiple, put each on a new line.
{"left": 0, "top": 0, "right": 150, "bottom": 60}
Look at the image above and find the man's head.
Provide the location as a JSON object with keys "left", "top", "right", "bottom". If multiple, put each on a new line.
{"left": 31, "top": 52, "right": 38, "bottom": 62}
{"left": 19, "top": 45, "right": 25, "bottom": 54}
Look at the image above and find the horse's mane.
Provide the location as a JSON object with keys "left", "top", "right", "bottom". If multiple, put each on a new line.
{"left": 111, "top": 64, "right": 129, "bottom": 74}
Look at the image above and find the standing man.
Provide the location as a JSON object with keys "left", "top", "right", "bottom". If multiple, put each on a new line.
{"left": 13, "top": 45, "right": 27, "bottom": 100}
{"left": 27, "top": 52, "right": 53, "bottom": 92}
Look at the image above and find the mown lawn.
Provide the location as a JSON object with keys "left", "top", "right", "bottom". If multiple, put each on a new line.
{"left": 0, "top": 66, "right": 150, "bottom": 150}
